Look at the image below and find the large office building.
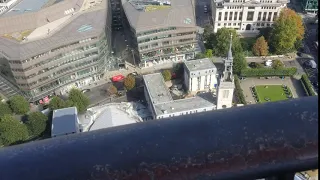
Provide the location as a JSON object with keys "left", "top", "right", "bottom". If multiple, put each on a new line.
{"left": 211, "top": 0, "right": 289, "bottom": 34}
{"left": 301, "top": 0, "right": 318, "bottom": 14}
{"left": 121, "top": 0, "right": 199, "bottom": 67}
{"left": 0, "top": 0, "right": 114, "bottom": 102}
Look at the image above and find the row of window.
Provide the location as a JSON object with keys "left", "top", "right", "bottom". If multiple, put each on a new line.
{"left": 139, "top": 38, "right": 195, "bottom": 50}
{"left": 261, "top": 6, "right": 277, "bottom": 9}
{"left": 136, "top": 27, "right": 176, "bottom": 37}
{"left": 217, "top": 22, "right": 272, "bottom": 27}
{"left": 8, "top": 37, "right": 98, "bottom": 65}
{"left": 16, "top": 59, "right": 98, "bottom": 87}
{"left": 138, "top": 31, "right": 195, "bottom": 44}
{"left": 218, "top": 11, "right": 277, "bottom": 21}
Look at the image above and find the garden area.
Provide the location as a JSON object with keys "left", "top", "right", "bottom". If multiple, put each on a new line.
{"left": 251, "top": 85, "right": 293, "bottom": 103}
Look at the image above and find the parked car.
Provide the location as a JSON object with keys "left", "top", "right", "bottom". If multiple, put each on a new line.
{"left": 304, "top": 60, "right": 317, "bottom": 69}
{"left": 112, "top": 75, "right": 125, "bottom": 82}
{"left": 82, "top": 89, "right": 90, "bottom": 93}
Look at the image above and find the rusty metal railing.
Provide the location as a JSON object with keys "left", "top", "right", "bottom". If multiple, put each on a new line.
{"left": 0, "top": 96, "right": 318, "bottom": 180}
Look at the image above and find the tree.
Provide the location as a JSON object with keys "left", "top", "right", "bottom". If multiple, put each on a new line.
{"left": 269, "top": 8, "right": 305, "bottom": 54}
{"left": 108, "top": 85, "right": 118, "bottom": 95}
{"left": 233, "top": 52, "right": 247, "bottom": 75}
{"left": 252, "top": 36, "right": 269, "bottom": 56}
{"left": 258, "top": 27, "right": 272, "bottom": 41}
{"left": 0, "top": 103, "right": 12, "bottom": 118}
{"left": 205, "top": 49, "right": 213, "bottom": 58}
{"left": 123, "top": 75, "right": 136, "bottom": 91}
{"left": 249, "top": 62, "right": 264, "bottom": 69}
{"left": 67, "top": 88, "right": 90, "bottom": 113}
{"left": 195, "top": 53, "right": 206, "bottom": 59}
{"left": 162, "top": 70, "right": 172, "bottom": 81}
{"left": 203, "top": 25, "right": 214, "bottom": 40}
{"left": 49, "top": 96, "right": 66, "bottom": 110}
{"left": 272, "top": 59, "right": 284, "bottom": 69}
{"left": 0, "top": 115, "right": 29, "bottom": 146}
{"left": 212, "top": 28, "right": 243, "bottom": 57}
{"left": 25, "top": 112, "right": 48, "bottom": 137}
{"left": 173, "top": 63, "right": 184, "bottom": 77}
{"left": 9, "top": 95, "right": 29, "bottom": 115}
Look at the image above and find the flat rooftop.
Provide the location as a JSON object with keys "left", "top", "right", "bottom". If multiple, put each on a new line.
{"left": 129, "top": 0, "right": 171, "bottom": 12}
{"left": 3, "top": 0, "right": 50, "bottom": 17}
{"left": 184, "top": 58, "right": 217, "bottom": 72}
{"left": 143, "top": 73, "right": 173, "bottom": 105}
{"left": 122, "top": 0, "right": 196, "bottom": 31}
{"left": 52, "top": 107, "right": 78, "bottom": 137}
{"left": 154, "top": 93, "right": 216, "bottom": 116}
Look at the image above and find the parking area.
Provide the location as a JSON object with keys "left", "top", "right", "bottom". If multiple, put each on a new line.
{"left": 296, "top": 58, "right": 318, "bottom": 92}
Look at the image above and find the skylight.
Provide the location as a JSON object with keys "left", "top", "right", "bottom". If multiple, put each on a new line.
{"left": 77, "top": 25, "right": 93, "bottom": 32}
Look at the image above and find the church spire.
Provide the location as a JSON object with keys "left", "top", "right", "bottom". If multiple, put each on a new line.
{"left": 227, "top": 34, "right": 233, "bottom": 60}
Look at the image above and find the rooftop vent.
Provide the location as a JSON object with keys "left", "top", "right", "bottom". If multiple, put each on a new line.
{"left": 162, "top": 110, "right": 167, "bottom": 113}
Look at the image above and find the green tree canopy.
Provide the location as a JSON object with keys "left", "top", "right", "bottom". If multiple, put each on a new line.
{"left": 123, "top": 75, "right": 136, "bottom": 91}
{"left": 270, "top": 8, "right": 305, "bottom": 54}
{"left": 68, "top": 88, "right": 90, "bottom": 113}
{"left": 233, "top": 52, "right": 247, "bottom": 75}
{"left": 203, "top": 25, "right": 214, "bottom": 40}
{"left": 252, "top": 36, "right": 269, "bottom": 56}
{"left": 49, "top": 96, "right": 66, "bottom": 110}
{"left": 212, "top": 28, "right": 243, "bottom": 57}
{"left": 0, "top": 115, "right": 29, "bottom": 146}
{"left": 9, "top": 95, "right": 29, "bottom": 115}
{"left": 205, "top": 49, "right": 213, "bottom": 58}
{"left": 272, "top": 59, "right": 284, "bottom": 69}
{"left": 26, "top": 112, "right": 48, "bottom": 137}
{"left": 162, "top": 70, "right": 172, "bottom": 81}
{"left": 0, "top": 103, "right": 12, "bottom": 118}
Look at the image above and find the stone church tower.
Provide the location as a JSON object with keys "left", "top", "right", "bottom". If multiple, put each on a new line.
{"left": 216, "top": 34, "right": 235, "bottom": 109}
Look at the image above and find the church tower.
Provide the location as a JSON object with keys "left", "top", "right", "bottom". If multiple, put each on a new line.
{"left": 216, "top": 34, "right": 235, "bottom": 109}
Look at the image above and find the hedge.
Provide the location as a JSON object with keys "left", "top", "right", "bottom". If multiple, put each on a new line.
{"left": 240, "top": 67, "right": 297, "bottom": 77}
{"left": 301, "top": 74, "right": 316, "bottom": 96}
{"left": 234, "top": 75, "right": 247, "bottom": 105}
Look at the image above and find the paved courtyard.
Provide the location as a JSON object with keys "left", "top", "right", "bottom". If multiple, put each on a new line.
{"left": 239, "top": 77, "right": 306, "bottom": 104}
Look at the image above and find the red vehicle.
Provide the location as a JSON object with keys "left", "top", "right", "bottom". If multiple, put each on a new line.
{"left": 112, "top": 75, "right": 125, "bottom": 82}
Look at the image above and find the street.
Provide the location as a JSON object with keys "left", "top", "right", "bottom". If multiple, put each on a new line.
{"left": 195, "top": 0, "right": 212, "bottom": 27}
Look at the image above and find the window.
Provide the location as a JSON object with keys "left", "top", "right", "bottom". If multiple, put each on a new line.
{"left": 218, "top": 12, "right": 222, "bottom": 21}
{"left": 222, "top": 90, "right": 229, "bottom": 98}
{"left": 224, "top": 23, "right": 227, "bottom": 26}
{"left": 234, "top": 12, "right": 238, "bottom": 20}
{"left": 224, "top": 12, "right": 228, "bottom": 20}
{"left": 258, "top": 12, "right": 262, "bottom": 21}
{"left": 257, "top": 22, "right": 261, "bottom": 26}
{"left": 273, "top": 12, "right": 278, "bottom": 21}
{"left": 228, "top": 23, "right": 231, "bottom": 26}
{"left": 218, "top": 23, "right": 221, "bottom": 26}
{"left": 229, "top": 12, "right": 233, "bottom": 20}
{"left": 268, "top": 12, "right": 272, "bottom": 21}
{"left": 248, "top": 6, "right": 255, "bottom": 9}
{"left": 263, "top": 12, "right": 267, "bottom": 21}
{"left": 233, "top": 23, "right": 236, "bottom": 26}
{"left": 247, "top": 11, "right": 254, "bottom": 21}
{"left": 239, "top": 12, "right": 243, "bottom": 20}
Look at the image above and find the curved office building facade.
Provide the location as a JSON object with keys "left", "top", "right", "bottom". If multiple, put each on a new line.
{"left": 0, "top": 0, "right": 114, "bottom": 102}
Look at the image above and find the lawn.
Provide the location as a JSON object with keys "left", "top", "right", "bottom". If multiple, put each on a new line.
{"left": 254, "top": 85, "right": 292, "bottom": 103}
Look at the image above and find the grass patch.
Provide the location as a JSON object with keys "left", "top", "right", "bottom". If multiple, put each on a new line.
{"left": 145, "top": 5, "right": 171, "bottom": 12}
{"left": 254, "top": 85, "right": 292, "bottom": 103}
{"left": 2, "top": 30, "right": 33, "bottom": 42}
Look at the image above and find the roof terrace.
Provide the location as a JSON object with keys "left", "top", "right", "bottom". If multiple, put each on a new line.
{"left": 128, "top": 0, "right": 171, "bottom": 12}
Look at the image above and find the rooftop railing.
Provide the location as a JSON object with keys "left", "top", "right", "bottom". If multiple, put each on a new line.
{"left": 0, "top": 96, "right": 318, "bottom": 180}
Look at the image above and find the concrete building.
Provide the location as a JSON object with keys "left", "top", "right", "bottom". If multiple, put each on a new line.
{"left": 121, "top": 0, "right": 199, "bottom": 67}
{"left": 0, "top": 0, "right": 115, "bottom": 102}
{"left": 143, "top": 73, "right": 216, "bottom": 119}
{"left": 51, "top": 107, "right": 80, "bottom": 137}
{"left": 216, "top": 35, "right": 235, "bottom": 109}
{"left": 301, "top": 0, "right": 318, "bottom": 14}
{"left": 211, "top": 0, "right": 289, "bottom": 35}
{"left": 183, "top": 58, "right": 218, "bottom": 92}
